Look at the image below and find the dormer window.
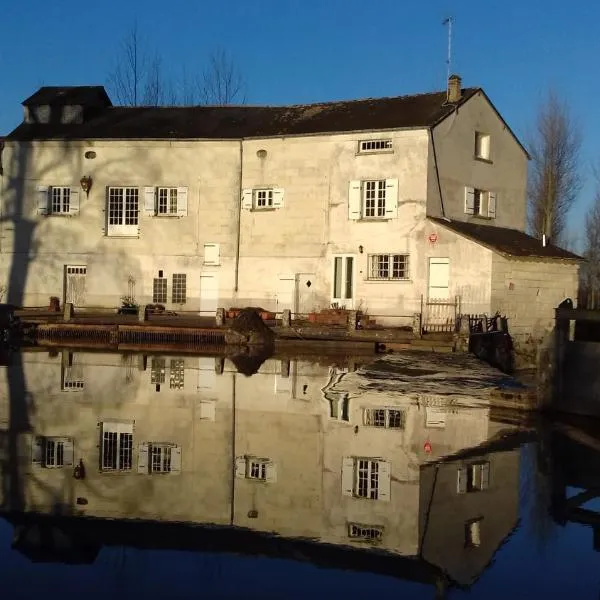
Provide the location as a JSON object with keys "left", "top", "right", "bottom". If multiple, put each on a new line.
{"left": 474, "top": 132, "right": 491, "bottom": 161}
{"left": 358, "top": 139, "right": 393, "bottom": 154}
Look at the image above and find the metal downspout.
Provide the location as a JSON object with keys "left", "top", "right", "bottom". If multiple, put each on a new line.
{"left": 234, "top": 140, "right": 243, "bottom": 293}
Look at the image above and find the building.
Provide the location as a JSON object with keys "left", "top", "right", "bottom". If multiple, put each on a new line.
{"left": 0, "top": 350, "right": 521, "bottom": 589}
{"left": 0, "top": 77, "right": 580, "bottom": 354}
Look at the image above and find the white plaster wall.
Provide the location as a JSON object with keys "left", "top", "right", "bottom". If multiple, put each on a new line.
{"left": 430, "top": 92, "right": 528, "bottom": 231}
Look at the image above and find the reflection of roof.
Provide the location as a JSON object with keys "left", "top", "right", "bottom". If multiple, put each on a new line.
{"left": 8, "top": 87, "right": 479, "bottom": 141}
{"left": 430, "top": 218, "right": 582, "bottom": 260}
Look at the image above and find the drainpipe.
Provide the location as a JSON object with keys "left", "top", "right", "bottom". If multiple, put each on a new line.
{"left": 234, "top": 140, "right": 243, "bottom": 294}
{"left": 429, "top": 128, "right": 446, "bottom": 219}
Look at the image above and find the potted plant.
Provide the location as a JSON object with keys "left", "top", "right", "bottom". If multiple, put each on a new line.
{"left": 118, "top": 295, "right": 139, "bottom": 315}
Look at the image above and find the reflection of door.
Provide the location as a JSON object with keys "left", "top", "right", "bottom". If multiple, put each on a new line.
{"left": 332, "top": 255, "right": 354, "bottom": 307}
{"left": 64, "top": 265, "right": 87, "bottom": 306}
{"left": 428, "top": 258, "right": 449, "bottom": 299}
{"left": 276, "top": 276, "right": 295, "bottom": 313}
{"left": 296, "top": 273, "right": 316, "bottom": 315}
{"left": 199, "top": 274, "right": 218, "bottom": 315}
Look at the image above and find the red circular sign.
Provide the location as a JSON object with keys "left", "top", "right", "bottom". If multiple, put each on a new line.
{"left": 428, "top": 233, "right": 438, "bottom": 244}
{"left": 424, "top": 441, "right": 432, "bottom": 453}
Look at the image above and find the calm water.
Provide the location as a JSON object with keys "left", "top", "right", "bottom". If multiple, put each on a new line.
{"left": 0, "top": 349, "right": 598, "bottom": 599}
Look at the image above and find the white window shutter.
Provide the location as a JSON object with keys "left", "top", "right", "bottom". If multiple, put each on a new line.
{"left": 62, "top": 438, "right": 74, "bottom": 466}
{"left": 265, "top": 461, "right": 277, "bottom": 483}
{"left": 457, "top": 466, "right": 467, "bottom": 494}
{"left": 488, "top": 192, "right": 497, "bottom": 218}
{"left": 204, "top": 243, "right": 220, "bottom": 266}
{"left": 199, "top": 401, "right": 216, "bottom": 421}
{"left": 177, "top": 187, "right": 188, "bottom": 216}
{"left": 138, "top": 442, "right": 149, "bottom": 473}
{"left": 37, "top": 186, "right": 49, "bottom": 215}
{"left": 241, "top": 189, "right": 253, "bottom": 210}
{"left": 170, "top": 446, "right": 182, "bottom": 473}
{"left": 348, "top": 181, "right": 362, "bottom": 220}
{"left": 235, "top": 456, "right": 247, "bottom": 478}
{"left": 144, "top": 187, "right": 156, "bottom": 215}
{"left": 69, "top": 188, "right": 80, "bottom": 215}
{"left": 341, "top": 456, "right": 355, "bottom": 496}
{"left": 377, "top": 460, "right": 391, "bottom": 501}
{"left": 272, "top": 188, "right": 284, "bottom": 209}
{"left": 32, "top": 436, "right": 43, "bottom": 464}
{"left": 480, "top": 462, "right": 490, "bottom": 490}
{"left": 384, "top": 178, "right": 399, "bottom": 218}
{"left": 465, "top": 187, "right": 475, "bottom": 215}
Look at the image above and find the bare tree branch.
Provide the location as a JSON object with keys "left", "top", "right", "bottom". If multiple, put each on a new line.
{"left": 527, "top": 90, "right": 582, "bottom": 245}
{"left": 581, "top": 166, "right": 600, "bottom": 308}
{"left": 107, "top": 24, "right": 146, "bottom": 106}
{"left": 199, "top": 49, "right": 246, "bottom": 105}
{"left": 143, "top": 55, "right": 165, "bottom": 106}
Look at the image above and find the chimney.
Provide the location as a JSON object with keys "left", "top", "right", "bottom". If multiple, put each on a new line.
{"left": 447, "top": 74, "right": 462, "bottom": 103}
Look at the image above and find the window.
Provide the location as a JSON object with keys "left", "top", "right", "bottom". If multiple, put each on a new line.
{"left": 32, "top": 436, "right": 74, "bottom": 468}
{"left": 457, "top": 462, "right": 490, "bottom": 494}
{"left": 107, "top": 187, "right": 139, "bottom": 236}
{"left": 465, "top": 518, "right": 482, "bottom": 548}
{"left": 151, "top": 358, "right": 166, "bottom": 384}
{"left": 474, "top": 132, "right": 491, "bottom": 160}
{"left": 241, "top": 188, "right": 284, "bottom": 210}
{"left": 348, "top": 179, "right": 398, "bottom": 220}
{"left": 172, "top": 273, "right": 187, "bottom": 304}
{"left": 144, "top": 186, "right": 188, "bottom": 216}
{"left": 204, "top": 243, "right": 220, "bottom": 266}
{"left": 465, "top": 186, "right": 496, "bottom": 218}
{"left": 348, "top": 523, "right": 384, "bottom": 542}
{"left": 101, "top": 422, "right": 133, "bottom": 471}
{"left": 368, "top": 254, "right": 409, "bottom": 280}
{"left": 235, "top": 456, "right": 277, "bottom": 482}
{"left": 358, "top": 139, "right": 393, "bottom": 153}
{"left": 138, "top": 442, "right": 182, "bottom": 474}
{"left": 153, "top": 277, "right": 167, "bottom": 303}
{"left": 37, "top": 186, "right": 80, "bottom": 216}
{"left": 170, "top": 359, "right": 185, "bottom": 389}
{"left": 333, "top": 255, "right": 354, "bottom": 303}
{"left": 363, "top": 408, "right": 405, "bottom": 429}
{"left": 342, "top": 457, "right": 391, "bottom": 501}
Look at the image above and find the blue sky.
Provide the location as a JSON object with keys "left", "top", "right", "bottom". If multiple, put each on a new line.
{"left": 1, "top": 0, "right": 596, "bottom": 245}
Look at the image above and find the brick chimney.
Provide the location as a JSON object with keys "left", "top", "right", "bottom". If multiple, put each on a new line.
{"left": 447, "top": 74, "right": 462, "bottom": 103}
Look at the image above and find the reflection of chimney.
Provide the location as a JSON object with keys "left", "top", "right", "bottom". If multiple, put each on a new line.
{"left": 447, "top": 74, "right": 462, "bottom": 103}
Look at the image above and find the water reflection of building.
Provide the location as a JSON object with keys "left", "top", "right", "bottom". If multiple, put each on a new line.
{"left": 0, "top": 350, "right": 522, "bottom": 590}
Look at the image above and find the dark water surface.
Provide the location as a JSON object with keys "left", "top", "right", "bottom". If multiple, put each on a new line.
{"left": 0, "top": 349, "right": 598, "bottom": 599}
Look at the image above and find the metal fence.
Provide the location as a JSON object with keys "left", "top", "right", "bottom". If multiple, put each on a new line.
{"left": 421, "top": 295, "right": 460, "bottom": 333}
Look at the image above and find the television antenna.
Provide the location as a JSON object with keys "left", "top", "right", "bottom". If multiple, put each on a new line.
{"left": 442, "top": 16, "right": 453, "bottom": 83}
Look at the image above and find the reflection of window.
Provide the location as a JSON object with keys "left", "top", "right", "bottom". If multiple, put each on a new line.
{"left": 235, "top": 456, "right": 277, "bottom": 482}
{"left": 342, "top": 457, "right": 391, "bottom": 501}
{"left": 153, "top": 277, "right": 167, "bottom": 303}
{"left": 330, "top": 393, "right": 350, "bottom": 421}
{"left": 151, "top": 358, "right": 166, "bottom": 384}
{"left": 101, "top": 422, "right": 133, "bottom": 471}
{"left": 32, "top": 436, "right": 74, "bottom": 468}
{"left": 348, "top": 523, "right": 384, "bottom": 541}
{"left": 170, "top": 359, "right": 185, "bottom": 389}
{"left": 465, "top": 518, "right": 482, "bottom": 548}
{"left": 363, "top": 408, "right": 405, "bottom": 429}
{"left": 457, "top": 462, "right": 490, "bottom": 494}
{"left": 138, "top": 442, "right": 182, "bottom": 474}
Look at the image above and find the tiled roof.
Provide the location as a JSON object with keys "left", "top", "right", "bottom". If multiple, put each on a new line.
{"left": 7, "top": 87, "right": 480, "bottom": 141}
{"left": 22, "top": 86, "right": 112, "bottom": 107}
{"left": 429, "top": 217, "right": 583, "bottom": 260}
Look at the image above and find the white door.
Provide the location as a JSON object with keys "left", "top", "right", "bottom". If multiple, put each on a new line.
{"left": 199, "top": 274, "right": 218, "bottom": 315}
{"left": 428, "top": 258, "right": 450, "bottom": 299}
{"left": 331, "top": 255, "right": 355, "bottom": 308}
{"left": 296, "top": 273, "right": 316, "bottom": 315}
{"left": 276, "top": 276, "right": 295, "bottom": 313}
{"left": 64, "top": 265, "right": 87, "bottom": 306}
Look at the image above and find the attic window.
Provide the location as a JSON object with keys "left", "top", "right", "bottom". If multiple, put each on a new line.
{"left": 358, "top": 139, "right": 393, "bottom": 154}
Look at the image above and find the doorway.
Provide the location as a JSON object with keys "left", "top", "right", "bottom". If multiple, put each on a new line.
{"left": 331, "top": 255, "right": 355, "bottom": 308}
{"left": 64, "top": 265, "right": 87, "bottom": 307}
{"left": 199, "top": 274, "right": 218, "bottom": 316}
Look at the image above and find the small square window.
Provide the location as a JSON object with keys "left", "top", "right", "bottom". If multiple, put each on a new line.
{"left": 475, "top": 132, "right": 491, "bottom": 160}
{"left": 254, "top": 189, "right": 273, "bottom": 209}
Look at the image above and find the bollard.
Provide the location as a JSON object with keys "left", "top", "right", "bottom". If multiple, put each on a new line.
{"left": 412, "top": 313, "right": 422, "bottom": 338}
{"left": 63, "top": 302, "right": 74, "bottom": 322}
{"left": 138, "top": 305, "right": 146, "bottom": 322}
{"left": 282, "top": 309, "right": 291, "bottom": 328}
{"left": 347, "top": 310, "right": 358, "bottom": 332}
{"left": 216, "top": 307, "right": 225, "bottom": 326}
{"left": 215, "top": 357, "right": 224, "bottom": 375}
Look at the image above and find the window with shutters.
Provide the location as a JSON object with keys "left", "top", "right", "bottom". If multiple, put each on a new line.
{"left": 241, "top": 188, "right": 284, "bottom": 211}
{"left": 464, "top": 186, "right": 496, "bottom": 218}
{"left": 138, "top": 442, "right": 181, "bottom": 474}
{"left": 107, "top": 187, "right": 139, "bottom": 236}
{"left": 143, "top": 186, "right": 188, "bottom": 217}
{"left": 474, "top": 132, "right": 491, "bottom": 161}
{"left": 457, "top": 462, "right": 490, "bottom": 494}
{"left": 368, "top": 254, "right": 409, "bottom": 280}
{"left": 235, "top": 455, "right": 277, "bottom": 482}
{"left": 348, "top": 179, "right": 398, "bottom": 220}
{"left": 363, "top": 408, "right": 405, "bottom": 429}
{"left": 342, "top": 457, "right": 391, "bottom": 501}
{"left": 37, "top": 185, "right": 80, "bottom": 216}
{"left": 172, "top": 273, "right": 187, "bottom": 304}
{"left": 32, "top": 436, "right": 74, "bottom": 468}
{"left": 101, "top": 422, "right": 133, "bottom": 471}
{"left": 348, "top": 523, "right": 384, "bottom": 542}
{"left": 153, "top": 277, "right": 167, "bottom": 303}
{"left": 357, "top": 139, "right": 393, "bottom": 154}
